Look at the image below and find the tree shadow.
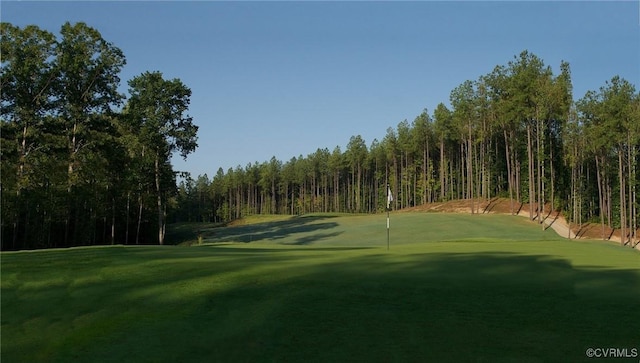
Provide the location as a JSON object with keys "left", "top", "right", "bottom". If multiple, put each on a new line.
{"left": 202, "top": 215, "right": 340, "bottom": 245}
{"left": 542, "top": 211, "right": 559, "bottom": 231}
{"left": 231, "top": 252, "right": 640, "bottom": 362}
{"left": 482, "top": 197, "right": 501, "bottom": 213}
{"left": 282, "top": 231, "right": 344, "bottom": 245}
{"left": 2, "top": 247, "right": 639, "bottom": 362}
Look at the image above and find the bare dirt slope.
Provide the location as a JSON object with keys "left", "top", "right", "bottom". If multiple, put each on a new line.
{"left": 403, "top": 198, "right": 639, "bottom": 250}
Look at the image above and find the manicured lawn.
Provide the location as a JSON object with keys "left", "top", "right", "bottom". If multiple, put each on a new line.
{"left": 2, "top": 213, "right": 639, "bottom": 362}
{"left": 191, "top": 212, "right": 569, "bottom": 246}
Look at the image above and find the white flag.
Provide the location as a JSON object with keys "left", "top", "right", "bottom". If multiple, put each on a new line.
{"left": 387, "top": 185, "right": 393, "bottom": 209}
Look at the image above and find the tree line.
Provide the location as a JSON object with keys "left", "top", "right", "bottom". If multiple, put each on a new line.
{"left": 1, "top": 22, "right": 198, "bottom": 250}
{"left": 2, "top": 22, "right": 638, "bottom": 250}
{"left": 173, "top": 51, "right": 639, "bottom": 247}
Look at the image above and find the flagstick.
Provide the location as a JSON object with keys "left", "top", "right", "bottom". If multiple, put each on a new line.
{"left": 386, "top": 208, "right": 390, "bottom": 250}
{"left": 386, "top": 183, "right": 392, "bottom": 251}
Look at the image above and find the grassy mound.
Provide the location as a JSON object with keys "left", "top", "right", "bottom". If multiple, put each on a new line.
{"left": 2, "top": 213, "right": 638, "bottom": 362}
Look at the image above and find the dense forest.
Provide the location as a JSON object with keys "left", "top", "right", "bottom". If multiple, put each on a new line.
{"left": 172, "top": 55, "right": 639, "bottom": 247}
{"left": 1, "top": 22, "right": 638, "bottom": 250}
{"left": 1, "top": 22, "right": 198, "bottom": 249}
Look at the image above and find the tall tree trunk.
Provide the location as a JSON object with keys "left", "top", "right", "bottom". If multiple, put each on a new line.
{"left": 449, "top": 156, "right": 454, "bottom": 201}
{"left": 516, "top": 158, "right": 522, "bottom": 204}
{"left": 423, "top": 143, "right": 427, "bottom": 204}
{"left": 460, "top": 143, "right": 465, "bottom": 201}
{"left": 12, "top": 216, "right": 19, "bottom": 250}
{"left": 125, "top": 191, "right": 131, "bottom": 244}
{"left": 536, "top": 119, "right": 545, "bottom": 231}
{"left": 527, "top": 123, "right": 535, "bottom": 221}
{"left": 578, "top": 161, "right": 584, "bottom": 233}
{"left": 595, "top": 156, "right": 605, "bottom": 239}
{"left": 271, "top": 178, "right": 276, "bottom": 215}
{"left": 468, "top": 133, "right": 474, "bottom": 214}
{"left": 569, "top": 158, "right": 574, "bottom": 239}
{"left": 440, "top": 138, "right": 445, "bottom": 201}
{"left": 550, "top": 136, "right": 555, "bottom": 216}
{"left": 630, "top": 142, "right": 637, "bottom": 246}
{"left": 155, "top": 154, "right": 164, "bottom": 245}
{"left": 64, "top": 213, "right": 70, "bottom": 247}
{"left": 111, "top": 197, "right": 116, "bottom": 245}
{"left": 334, "top": 171, "right": 339, "bottom": 213}
{"left": 537, "top": 118, "right": 543, "bottom": 229}
{"left": 618, "top": 148, "right": 626, "bottom": 245}
{"left": 504, "top": 129, "right": 514, "bottom": 215}
{"left": 607, "top": 179, "right": 612, "bottom": 231}
{"left": 324, "top": 174, "right": 329, "bottom": 213}
{"left": 357, "top": 165, "right": 362, "bottom": 212}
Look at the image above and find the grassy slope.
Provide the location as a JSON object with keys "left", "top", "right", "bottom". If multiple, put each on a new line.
{"left": 2, "top": 213, "right": 639, "bottom": 362}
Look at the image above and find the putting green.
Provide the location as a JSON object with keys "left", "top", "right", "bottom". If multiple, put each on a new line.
{"left": 191, "top": 212, "right": 568, "bottom": 247}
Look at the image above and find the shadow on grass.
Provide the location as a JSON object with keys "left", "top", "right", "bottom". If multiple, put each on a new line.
{"left": 2, "top": 247, "right": 639, "bottom": 362}
{"left": 165, "top": 222, "right": 222, "bottom": 245}
{"left": 200, "top": 215, "right": 341, "bottom": 245}
{"left": 284, "top": 231, "right": 344, "bottom": 245}
{"left": 181, "top": 252, "right": 639, "bottom": 362}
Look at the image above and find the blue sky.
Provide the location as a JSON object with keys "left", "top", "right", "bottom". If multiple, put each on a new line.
{"left": 3, "top": 1, "right": 639, "bottom": 178}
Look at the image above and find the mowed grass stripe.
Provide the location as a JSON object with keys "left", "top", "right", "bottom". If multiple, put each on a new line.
{"left": 2, "top": 213, "right": 639, "bottom": 362}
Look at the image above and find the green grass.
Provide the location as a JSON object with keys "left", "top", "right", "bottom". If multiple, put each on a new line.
{"left": 2, "top": 213, "right": 639, "bottom": 362}
{"left": 190, "top": 212, "right": 567, "bottom": 247}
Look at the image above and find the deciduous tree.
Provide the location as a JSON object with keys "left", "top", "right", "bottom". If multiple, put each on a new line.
{"left": 124, "top": 71, "right": 198, "bottom": 244}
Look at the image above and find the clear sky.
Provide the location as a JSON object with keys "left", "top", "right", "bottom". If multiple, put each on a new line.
{"left": 3, "top": 1, "right": 639, "bottom": 178}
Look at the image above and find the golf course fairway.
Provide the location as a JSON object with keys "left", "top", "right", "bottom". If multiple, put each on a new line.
{"left": 2, "top": 213, "right": 639, "bottom": 362}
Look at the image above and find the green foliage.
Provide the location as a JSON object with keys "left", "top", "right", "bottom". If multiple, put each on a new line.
{"left": 123, "top": 71, "right": 198, "bottom": 244}
{"left": 576, "top": 76, "right": 638, "bottom": 237}
{"left": 184, "top": 50, "right": 638, "bottom": 247}
{"left": 2, "top": 19, "right": 638, "bottom": 250}
{"left": 1, "top": 22, "right": 197, "bottom": 249}
{"left": 125, "top": 71, "right": 197, "bottom": 159}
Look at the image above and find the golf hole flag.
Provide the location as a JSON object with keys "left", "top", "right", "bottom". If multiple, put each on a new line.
{"left": 386, "top": 185, "right": 392, "bottom": 250}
